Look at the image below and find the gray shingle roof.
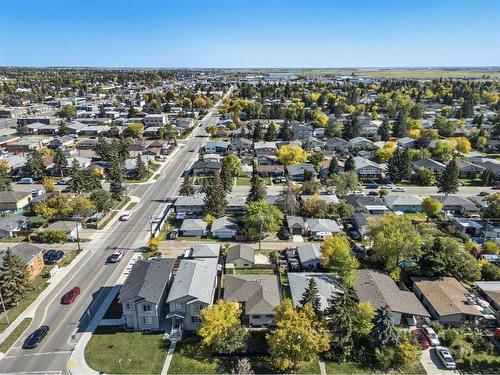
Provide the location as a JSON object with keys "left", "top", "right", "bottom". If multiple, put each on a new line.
{"left": 305, "top": 218, "right": 341, "bottom": 233}
{"left": 288, "top": 272, "right": 342, "bottom": 312}
{"left": 191, "top": 243, "right": 220, "bottom": 258}
{"left": 297, "top": 244, "right": 321, "bottom": 265}
{"left": 0, "top": 243, "right": 43, "bottom": 269}
{"left": 226, "top": 243, "right": 255, "bottom": 263}
{"left": 180, "top": 219, "right": 207, "bottom": 231}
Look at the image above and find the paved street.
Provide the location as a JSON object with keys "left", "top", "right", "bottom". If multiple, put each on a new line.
{"left": 0, "top": 89, "right": 231, "bottom": 374}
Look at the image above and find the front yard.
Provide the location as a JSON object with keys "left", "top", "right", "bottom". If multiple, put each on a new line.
{"left": 85, "top": 326, "right": 169, "bottom": 374}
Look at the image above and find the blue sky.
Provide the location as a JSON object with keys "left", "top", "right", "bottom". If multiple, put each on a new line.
{"left": 0, "top": 0, "right": 499, "bottom": 68}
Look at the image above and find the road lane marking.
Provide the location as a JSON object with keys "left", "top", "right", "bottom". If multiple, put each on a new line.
{"left": 2, "top": 351, "right": 71, "bottom": 359}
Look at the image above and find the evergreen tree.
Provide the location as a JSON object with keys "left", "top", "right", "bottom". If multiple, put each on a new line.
{"left": 135, "top": 155, "right": 148, "bottom": 180}
{"left": 342, "top": 116, "right": 360, "bottom": 140}
{"left": 480, "top": 168, "right": 494, "bottom": 186}
{"left": 0, "top": 249, "right": 31, "bottom": 305}
{"left": 117, "top": 136, "right": 130, "bottom": 162}
{"left": 437, "top": 159, "right": 460, "bottom": 195}
{"left": 68, "top": 160, "right": 86, "bottom": 194}
{"left": 83, "top": 169, "right": 102, "bottom": 191}
{"left": 387, "top": 148, "right": 411, "bottom": 183}
{"left": 109, "top": 159, "right": 123, "bottom": 201}
{"left": 344, "top": 155, "right": 356, "bottom": 172}
{"left": 232, "top": 358, "right": 254, "bottom": 375}
{"left": 179, "top": 176, "right": 195, "bottom": 196}
{"left": 247, "top": 174, "right": 266, "bottom": 203}
{"left": 220, "top": 163, "right": 233, "bottom": 192}
{"left": 252, "top": 121, "right": 263, "bottom": 142}
{"left": 278, "top": 121, "right": 293, "bottom": 141}
{"left": 0, "top": 161, "right": 12, "bottom": 191}
{"left": 26, "top": 150, "right": 46, "bottom": 179}
{"left": 378, "top": 119, "right": 391, "bottom": 141}
{"left": 58, "top": 121, "right": 69, "bottom": 135}
{"left": 264, "top": 121, "right": 277, "bottom": 141}
{"left": 300, "top": 278, "right": 322, "bottom": 315}
{"left": 371, "top": 305, "right": 400, "bottom": 349}
{"left": 203, "top": 173, "right": 227, "bottom": 218}
{"left": 277, "top": 183, "right": 297, "bottom": 216}
{"left": 327, "top": 155, "right": 339, "bottom": 176}
{"left": 95, "top": 134, "right": 112, "bottom": 161}
{"left": 53, "top": 148, "right": 68, "bottom": 178}
{"left": 392, "top": 111, "right": 408, "bottom": 138}
{"left": 324, "top": 287, "right": 359, "bottom": 361}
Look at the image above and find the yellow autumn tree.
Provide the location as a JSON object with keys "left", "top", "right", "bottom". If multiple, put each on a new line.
{"left": 276, "top": 144, "right": 307, "bottom": 166}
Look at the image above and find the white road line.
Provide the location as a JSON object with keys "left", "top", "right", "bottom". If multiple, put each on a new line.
{"left": 2, "top": 351, "right": 71, "bottom": 359}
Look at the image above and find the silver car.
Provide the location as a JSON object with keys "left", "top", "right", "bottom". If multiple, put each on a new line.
{"left": 435, "top": 346, "right": 456, "bottom": 370}
{"left": 422, "top": 325, "right": 441, "bottom": 346}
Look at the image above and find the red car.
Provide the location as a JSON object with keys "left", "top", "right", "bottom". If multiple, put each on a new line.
{"left": 412, "top": 328, "right": 430, "bottom": 349}
{"left": 62, "top": 287, "right": 80, "bottom": 304}
{"left": 493, "top": 185, "right": 500, "bottom": 190}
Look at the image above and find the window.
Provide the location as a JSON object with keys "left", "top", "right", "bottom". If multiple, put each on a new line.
{"left": 126, "top": 303, "right": 133, "bottom": 310}
{"left": 143, "top": 316, "right": 154, "bottom": 325}
{"left": 193, "top": 304, "right": 202, "bottom": 312}
{"left": 175, "top": 301, "right": 185, "bottom": 310}
{"left": 253, "top": 315, "right": 261, "bottom": 319}
{"left": 243, "top": 263, "right": 249, "bottom": 267}
{"left": 191, "top": 316, "right": 201, "bottom": 324}
{"left": 142, "top": 304, "right": 152, "bottom": 312}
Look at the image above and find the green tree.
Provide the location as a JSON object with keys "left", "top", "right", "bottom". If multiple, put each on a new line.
{"left": 135, "top": 155, "right": 148, "bottom": 180}
{"left": 70, "top": 197, "right": 96, "bottom": 219}
{"left": 68, "top": 160, "right": 86, "bottom": 194}
{"left": 480, "top": 168, "right": 494, "bottom": 186}
{"left": 392, "top": 112, "right": 408, "bottom": 138}
{"left": 220, "top": 165, "right": 233, "bottom": 192}
{"left": 90, "top": 189, "right": 113, "bottom": 212}
{"left": 58, "top": 104, "right": 76, "bottom": 119}
{"left": 299, "top": 278, "right": 321, "bottom": 315}
{"left": 221, "top": 154, "right": 242, "bottom": 177}
{"left": 327, "top": 155, "right": 339, "bottom": 176}
{"left": 203, "top": 173, "right": 227, "bottom": 218}
{"left": 95, "top": 134, "right": 112, "bottom": 161}
{"left": 413, "top": 167, "right": 435, "bottom": 186}
{"left": 53, "top": 148, "right": 68, "bottom": 178}
{"left": 26, "top": 150, "right": 46, "bottom": 179}
{"left": 278, "top": 121, "right": 293, "bottom": 141}
{"left": 378, "top": 119, "right": 391, "bottom": 141}
{"left": 179, "top": 176, "right": 195, "bottom": 196}
{"left": 243, "top": 200, "right": 283, "bottom": 238}
{"left": 267, "top": 300, "right": 329, "bottom": 372}
{"left": 264, "top": 121, "right": 277, "bottom": 141}
{"left": 437, "top": 159, "right": 460, "bottom": 195}
{"left": 371, "top": 305, "right": 400, "bottom": 349}
{"left": 0, "top": 160, "right": 12, "bottom": 191}
{"left": 109, "top": 159, "right": 123, "bottom": 201}
{"left": 325, "top": 171, "right": 359, "bottom": 197}
{"left": 277, "top": 183, "right": 297, "bottom": 216}
{"left": 320, "top": 235, "right": 359, "bottom": 287}
{"left": 127, "top": 123, "right": 144, "bottom": 138}
{"left": 344, "top": 155, "right": 355, "bottom": 172}
{"left": 247, "top": 174, "right": 266, "bottom": 203}
{"left": 387, "top": 148, "right": 411, "bottom": 183}
{"left": 58, "top": 121, "right": 69, "bottom": 135}
{"left": 483, "top": 193, "right": 499, "bottom": 219}
{"left": 0, "top": 249, "right": 31, "bottom": 305}
{"left": 422, "top": 197, "right": 443, "bottom": 219}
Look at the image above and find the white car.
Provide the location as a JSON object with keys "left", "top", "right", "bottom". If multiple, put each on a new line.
{"left": 422, "top": 325, "right": 440, "bottom": 346}
{"left": 435, "top": 346, "right": 456, "bottom": 369}
{"left": 108, "top": 250, "right": 124, "bottom": 263}
{"left": 119, "top": 213, "right": 131, "bottom": 221}
{"left": 392, "top": 187, "right": 407, "bottom": 192}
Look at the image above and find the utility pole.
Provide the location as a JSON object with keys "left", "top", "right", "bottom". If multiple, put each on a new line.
{"left": 0, "top": 287, "right": 9, "bottom": 325}
{"left": 75, "top": 219, "right": 81, "bottom": 252}
{"left": 148, "top": 215, "right": 154, "bottom": 238}
{"left": 258, "top": 214, "right": 264, "bottom": 252}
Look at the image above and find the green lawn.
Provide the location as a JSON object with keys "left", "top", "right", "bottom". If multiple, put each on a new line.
{"left": 85, "top": 326, "right": 169, "bottom": 374}
{"left": 149, "top": 162, "right": 161, "bottom": 171}
{"left": 0, "top": 318, "right": 32, "bottom": 353}
{"left": 404, "top": 212, "right": 428, "bottom": 222}
{"left": 0, "top": 236, "right": 27, "bottom": 243}
{"left": 125, "top": 201, "right": 137, "bottom": 211}
{"left": 169, "top": 333, "right": 320, "bottom": 374}
{"left": 59, "top": 250, "right": 79, "bottom": 267}
{"left": 324, "top": 360, "right": 424, "bottom": 374}
{"left": 459, "top": 178, "right": 483, "bottom": 187}
{"left": 458, "top": 353, "right": 500, "bottom": 374}
{"left": 235, "top": 177, "right": 251, "bottom": 186}
{"left": 233, "top": 268, "right": 275, "bottom": 275}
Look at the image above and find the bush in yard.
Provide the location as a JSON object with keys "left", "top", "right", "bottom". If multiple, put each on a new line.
{"left": 147, "top": 237, "right": 160, "bottom": 252}
{"left": 37, "top": 230, "right": 67, "bottom": 243}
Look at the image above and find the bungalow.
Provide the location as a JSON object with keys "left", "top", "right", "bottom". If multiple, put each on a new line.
{"left": 354, "top": 269, "right": 430, "bottom": 325}
{"left": 203, "top": 140, "right": 229, "bottom": 154}
{"left": 0, "top": 191, "right": 33, "bottom": 212}
{"left": 80, "top": 125, "right": 110, "bottom": 136}
{"left": 180, "top": 219, "right": 208, "bottom": 237}
{"left": 0, "top": 243, "right": 44, "bottom": 280}
{"left": 225, "top": 195, "right": 246, "bottom": 215}
{"left": 350, "top": 137, "right": 374, "bottom": 149}
{"left": 302, "top": 136, "right": 324, "bottom": 151}
{"left": 0, "top": 214, "right": 29, "bottom": 238}
{"left": 429, "top": 195, "right": 480, "bottom": 216}
{"left": 305, "top": 218, "right": 342, "bottom": 238}
{"left": 411, "top": 276, "right": 483, "bottom": 327}
{"left": 226, "top": 243, "right": 255, "bottom": 268}
{"left": 474, "top": 281, "right": 500, "bottom": 311}
{"left": 286, "top": 216, "right": 307, "bottom": 235}
{"left": 451, "top": 217, "right": 483, "bottom": 237}
{"left": 353, "top": 212, "right": 373, "bottom": 236}
{"left": 44, "top": 221, "right": 82, "bottom": 241}
{"left": 210, "top": 216, "right": 238, "bottom": 239}
{"left": 286, "top": 163, "right": 317, "bottom": 181}
{"left": 190, "top": 243, "right": 220, "bottom": 258}
{"left": 289, "top": 272, "right": 342, "bottom": 312}
{"left": 174, "top": 195, "right": 204, "bottom": 216}
{"left": 166, "top": 258, "right": 219, "bottom": 331}
{"left": 224, "top": 275, "right": 281, "bottom": 327}
{"left": 119, "top": 258, "right": 175, "bottom": 332}
{"left": 256, "top": 155, "right": 277, "bottom": 166}
{"left": 346, "top": 195, "right": 390, "bottom": 215}
{"left": 229, "top": 138, "right": 252, "bottom": 154}
{"left": 175, "top": 117, "right": 195, "bottom": 130}
{"left": 297, "top": 244, "right": 321, "bottom": 270}
{"left": 48, "top": 136, "right": 75, "bottom": 149}
{"left": 291, "top": 123, "right": 314, "bottom": 139}
{"left": 254, "top": 141, "right": 278, "bottom": 156}
{"left": 123, "top": 155, "right": 155, "bottom": 179}
{"left": 325, "top": 137, "right": 351, "bottom": 153}
{"left": 354, "top": 156, "right": 384, "bottom": 179}
{"left": 413, "top": 158, "right": 446, "bottom": 175}
{"left": 456, "top": 160, "right": 484, "bottom": 179}
{"left": 190, "top": 160, "right": 221, "bottom": 176}
{"left": 256, "top": 165, "right": 285, "bottom": 178}
{"left": 397, "top": 137, "right": 417, "bottom": 149}
{"left": 384, "top": 195, "right": 423, "bottom": 213}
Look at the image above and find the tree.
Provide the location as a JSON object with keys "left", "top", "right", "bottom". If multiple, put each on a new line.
{"left": 324, "top": 287, "right": 359, "bottom": 361}
{"left": 422, "top": 197, "right": 443, "bottom": 219}
{"left": 353, "top": 302, "right": 375, "bottom": 339}
{"left": 327, "top": 155, "right": 339, "bottom": 176}
{"left": 0, "top": 160, "right": 12, "bottom": 191}
{"left": 90, "top": 189, "right": 113, "bottom": 212}
{"left": 433, "top": 140, "right": 456, "bottom": 162}
{"left": 179, "top": 176, "right": 195, "bottom": 196}
{"left": 413, "top": 167, "right": 435, "bottom": 186}
{"left": 203, "top": 173, "right": 227, "bottom": 218}
{"left": 135, "top": 155, "right": 148, "bottom": 180}
{"left": 95, "top": 134, "right": 112, "bottom": 161}
{"left": 247, "top": 174, "right": 266, "bottom": 203}
{"left": 367, "top": 214, "right": 421, "bottom": 275}
{"left": 68, "top": 160, "right": 86, "bottom": 194}
{"left": 252, "top": 121, "right": 263, "bottom": 142}
{"left": 26, "top": 150, "right": 46, "bottom": 179}
{"left": 243, "top": 200, "right": 283, "bottom": 238}
{"left": 32, "top": 193, "right": 72, "bottom": 220}
{"left": 437, "top": 159, "right": 460, "bottom": 195}
{"left": 309, "top": 152, "right": 324, "bottom": 169}
{"left": 325, "top": 171, "right": 359, "bottom": 197}
{"left": 300, "top": 278, "right": 321, "bottom": 315}
{"left": 320, "top": 235, "right": 359, "bottom": 287}
{"left": 58, "top": 121, "right": 69, "bottom": 135}
{"left": 300, "top": 179, "right": 320, "bottom": 195}
{"left": 454, "top": 137, "right": 471, "bottom": 154}
{"left": 70, "top": 197, "right": 96, "bottom": 219}
{"left": 378, "top": 119, "right": 391, "bottom": 141}
{"left": 53, "top": 148, "right": 68, "bottom": 178}
{"left": 435, "top": 116, "right": 455, "bottom": 137}
{"left": 232, "top": 358, "right": 253, "bottom": 375}
{"left": 109, "top": 159, "right": 124, "bottom": 201}
{"left": 58, "top": 104, "right": 76, "bottom": 119}
{"left": 278, "top": 121, "right": 293, "bottom": 141}
{"left": 221, "top": 154, "right": 242, "bottom": 177}
{"left": 480, "top": 168, "right": 494, "bottom": 186}
{"left": 127, "top": 123, "right": 144, "bottom": 138}
{"left": 371, "top": 305, "right": 400, "bottom": 349}
{"left": 198, "top": 300, "right": 248, "bottom": 354}
{"left": 387, "top": 148, "right": 411, "bottom": 183}
{"left": 483, "top": 193, "right": 500, "bottom": 219}
{"left": 264, "top": 121, "right": 277, "bottom": 141}
{"left": 392, "top": 112, "right": 408, "bottom": 138}
{"left": 0, "top": 249, "right": 31, "bottom": 305}
{"left": 276, "top": 144, "right": 307, "bottom": 166}
{"left": 267, "top": 300, "right": 329, "bottom": 372}
{"left": 277, "top": 183, "right": 297, "bottom": 216}
{"left": 344, "top": 155, "right": 355, "bottom": 172}
{"left": 42, "top": 177, "right": 56, "bottom": 194}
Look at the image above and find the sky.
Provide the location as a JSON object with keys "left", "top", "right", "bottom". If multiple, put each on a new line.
{"left": 0, "top": 0, "right": 499, "bottom": 68}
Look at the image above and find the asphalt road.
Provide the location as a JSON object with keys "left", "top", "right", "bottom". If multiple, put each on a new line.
{"left": 0, "top": 90, "right": 230, "bottom": 374}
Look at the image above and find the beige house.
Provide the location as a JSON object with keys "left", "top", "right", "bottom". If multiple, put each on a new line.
{"left": 225, "top": 244, "right": 255, "bottom": 268}
{"left": 0, "top": 191, "right": 32, "bottom": 212}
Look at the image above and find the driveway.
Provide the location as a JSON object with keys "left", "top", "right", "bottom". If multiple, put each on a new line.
{"left": 420, "top": 348, "right": 457, "bottom": 375}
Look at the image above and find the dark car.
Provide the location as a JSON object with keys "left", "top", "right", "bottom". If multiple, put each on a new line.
{"left": 411, "top": 328, "right": 430, "bottom": 349}
{"left": 62, "top": 287, "right": 81, "bottom": 304}
{"left": 366, "top": 183, "right": 379, "bottom": 189}
{"left": 23, "top": 326, "right": 49, "bottom": 349}
{"left": 367, "top": 191, "right": 379, "bottom": 196}
{"left": 278, "top": 228, "right": 291, "bottom": 240}
{"left": 43, "top": 250, "right": 64, "bottom": 265}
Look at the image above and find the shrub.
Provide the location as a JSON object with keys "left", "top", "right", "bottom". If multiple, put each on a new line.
{"left": 36, "top": 230, "right": 67, "bottom": 243}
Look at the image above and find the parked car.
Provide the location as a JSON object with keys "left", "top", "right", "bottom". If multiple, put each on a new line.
{"left": 119, "top": 213, "right": 131, "bottom": 221}
{"left": 169, "top": 228, "right": 179, "bottom": 239}
{"left": 422, "top": 325, "right": 441, "bottom": 346}
{"left": 492, "top": 185, "right": 500, "bottom": 190}
{"left": 392, "top": 187, "right": 407, "bottom": 192}
{"left": 56, "top": 177, "right": 72, "bottom": 185}
{"left": 435, "top": 346, "right": 456, "bottom": 369}
{"left": 62, "top": 287, "right": 81, "bottom": 304}
{"left": 367, "top": 191, "right": 379, "bottom": 196}
{"left": 366, "top": 183, "right": 379, "bottom": 189}
{"left": 272, "top": 176, "right": 287, "bottom": 183}
{"left": 108, "top": 250, "right": 124, "bottom": 263}
{"left": 405, "top": 315, "right": 417, "bottom": 327}
{"left": 349, "top": 231, "right": 361, "bottom": 240}
{"left": 43, "top": 250, "right": 64, "bottom": 265}
{"left": 17, "top": 177, "right": 34, "bottom": 184}
{"left": 312, "top": 232, "right": 332, "bottom": 241}
{"left": 278, "top": 228, "right": 291, "bottom": 240}
{"left": 287, "top": 258, "right": 300, "bottom": 272}
{"left": 411, "top": 328, "right": 430, "bottom": 349}
{"left": 23, "top": 326, "right": 49, "bottom": 349}
{"left": 478, "top": 191, "right": 490, "bottom": 196}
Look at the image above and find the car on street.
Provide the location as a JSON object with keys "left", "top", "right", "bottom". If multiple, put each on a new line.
{"left": 435, "top": 346, "right": 456, "bottom": 369}
{"left": 478, "top": 191, "right": 490, "bottom": 196}
{"left": 411, "top": 328, "right": 430, "bottom": 349}
{"left": 366, "top": 183, "right": 379, "bottom": 189}
{"left": 23, "top": 326, "right": 49, "bottom": 349}
{"left": 169, "top": 228, "right": 179, "bottom": 239}
{"left": 17, "top": 177, "right": 34, "bottom": 184}
{"left": 492, "top": 185, "right": 500, "bottom": 190}
{"left": 108, "top": 250, "right": 124, "bottom": 263}
{"left": 43, "top": 250, "right": 64, "bottom": 265}
{"left": 422, "top": 325, "right": 441, "bottom": 346}
{"left": 278, "top": 227, "right": 291, "bottom": 240}
{"left": 392, "top": 187, "right": 407, "bottom": 192}
{"left": 62, "top": 287, "right": 81, "bottom": 304}
{"left": 367, "top": 191, "right": 379, "bottom": 196}
{"left": 119, "top": 213, "right": 131, "bottom": 221}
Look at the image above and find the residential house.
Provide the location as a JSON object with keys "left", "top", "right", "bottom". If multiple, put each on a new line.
{"left": 180, "top": 219, "right": 208, "bottom": 237}
{"left": 474, "top": 281, "right": 500, "bottom": 311}
{"left": 291, "top": 123, "right": 314, "bottom": 139}
{"left": 225, "top": 195, "right": 246, "bottom": 215}
{"left": 256, "top": 165, "right": 285, "bottom": 178}
{"left": 456, "top": 160, "right": 484, "bottom": 179}
{"left": 353, "top": 212, "right": 373, "bottom": 236}
{"left": 190, "top": 243, "right": 220, "bottom": 258}
{"left": 0, "top": 214, "right": 29, "bottom": 238}
{"left": 346, "top": 195, "right": 390, "bottom": 215}
{"left": 48, "top": 136, "right": 75, "bottom": 149}
{"left": 301, "top": 194, "right": 339, "bottom": 205}
{"left": 226, "top": 243, "right": 255, "bottom": 268}
{"left": 229, "top": 138, "right": 252, "bottom": 154}
{"left": 297, "top": 244, "right": 321, "bottom": 270}
{"left": 119, "top": 258, "right": 175, "bottom": 332}
{"left": 254, "top": 141, "right": 278, "bottom": 156}
{"left": 224, "top": 275, "right": 281, "bottom": 326}
{"left": 353, "top": 156, "right": 384, "bottom": 179}
{"left": 203, "top": 140, "right": 229, "bottom": 154}
{"left": 166, "top": 258, "right": 219, "bottom": 331}
{"left": 44, "top": 221, "right": 82, "bottom": 241}
{"left": 0, "top": 191, "right": 33, "bottom": 212}
{"left": 451, "top": 217, "right": 483, "bottom": 237}
{"left": 0, "top": 243, "right": 44, "bottom": 280}
{"left": 286, "top": 216, "right": 307, "bottom": 235}
{"left": 384, "top": 195, "right": 423, "bottom": 213}
{"left": 412, "top": 158, "right": 446, "bottom": 175}
{"left": 143, "top": 113, "right": 167, "bottom": 127}
{"left": 305, "top": 218, "right": 342, "bottom": 237}
{"left": 430, "top": 195, "right": 480, "bottom": 216}
{"left": 210, "top": 216, "right": 238, "bottom": 239}
{"left": 350, "top": 137, "right": 374, "bottom": 149}
{"left": 411, "top": 276, "right": 483, "bottom": 326}
{"left": 190, "top": 160, "right": 221, "bottom": 176}
{"left": 174, "top": 195, "right": 204, "bottom": 216}
{"left": 325, "top": 137, "right": 351, "bottom": 153}
{"left": 354, "top": 269, "right": 430, "bottom": 325}
{"left": 288, "top": 272, "right": 342, "bottom": 312}
{"left": 286, "top": 163, "right": 317, "bottom": 181}
{"left": 302, "top": 136, "right": 324, "bottom": 151}
{"left": 397, "top": 137, "right": 417, "bottom": 149}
